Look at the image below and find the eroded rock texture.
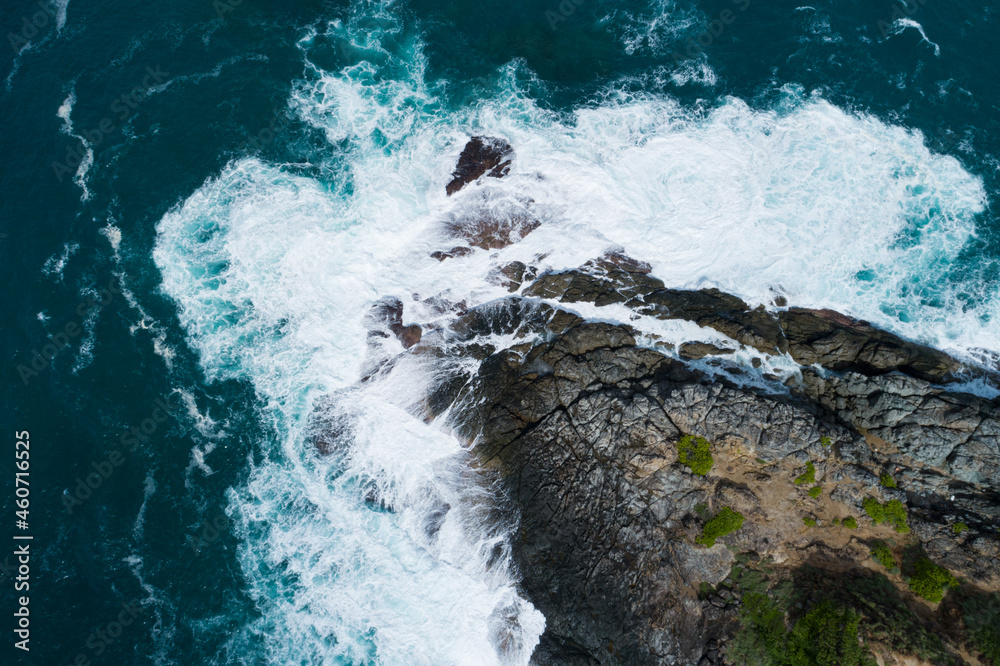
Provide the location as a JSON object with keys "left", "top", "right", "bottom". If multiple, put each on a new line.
{"left": 324, "top": 246, "right": 1000, "bottom": 665}
{"left": 524, "top": 256, "right": 967, "bottom": 382}
{"left": 448, "top": 308, "right": 1000, "bottom": 664}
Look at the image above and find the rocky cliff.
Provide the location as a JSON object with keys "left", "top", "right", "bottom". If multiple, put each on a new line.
{"left": 341, "top": 139, "right": 1000, "bottom": 665}
{"left": 427, "top": 255, "right": 1000, "bottom": 665}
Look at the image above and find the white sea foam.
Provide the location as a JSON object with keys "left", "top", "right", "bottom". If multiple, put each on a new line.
{"left": 133, "top": 473, "right": 157, "bottom": 539}
{"left": 888, "top": 18, "right": 941, "bottom": 57}
{"left": 125, "top": 553, "right": 176, "bottom": 665}
{"left": 57, "top": 90, "right": 93, "bottom": 201}
{"left": 615, "top": 0, "right": 702, "bottom": 55}
{"left": 154, "top": 8, "right": 993, "bottom": 665}
{"left": 42, "top": 242, "right": 79, "bottom": 281}
{"left": 100, "top": 223, "right": 122, "bottom": 252}
{"left": 669, "top": 58, "right": 718, "bottom": 86}
{"left": 55, "top": 0, "right": 71, "bottom": 32}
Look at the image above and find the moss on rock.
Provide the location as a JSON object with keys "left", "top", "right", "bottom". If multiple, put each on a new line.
{"left": 678, "top": 435, "right": 714, "bottom": 476}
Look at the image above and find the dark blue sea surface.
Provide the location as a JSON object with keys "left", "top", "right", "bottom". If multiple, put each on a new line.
{"left": 1, "top": 0, "right": 998, "bottom": 663}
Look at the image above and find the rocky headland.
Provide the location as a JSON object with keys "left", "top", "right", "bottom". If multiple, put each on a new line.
{"left": 334, "top": 139, "right": 1000, "bottom": 665}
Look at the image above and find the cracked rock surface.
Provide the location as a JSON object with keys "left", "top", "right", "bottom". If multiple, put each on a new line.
{"left": 430, "top": 261, "right": 1000, "bottom": 665}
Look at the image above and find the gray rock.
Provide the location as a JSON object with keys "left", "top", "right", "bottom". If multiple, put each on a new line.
{"left": 393, "top": 258, "right": 1000, "bottom": 663}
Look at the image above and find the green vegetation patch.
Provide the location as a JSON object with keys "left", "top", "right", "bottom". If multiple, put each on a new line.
{"left": 863, "top": 497, "right": 885, "bottom": 523}
{"left": 696, "top": 506, "right": 745, "bottom": 547}
{"left": 729, "top": 592, "right": 792, "bottom": 665}
{"left": 842, "top": 517, "right": 857, "bottom": 529}
{"left": 880, "top": 473, "right": 897, "bottom": 488}
{"left": 871, "top": 542, "right": 895, "bottom": 570}
{"left": 807, "top": 485, "right": 822, "bottom": 498}
{"left": 788, "top": 601, "right": 874, "bottom": 666}
{"left": 730, "top": 594, "right": 876, "bottom": 666}
{"left": 961, "top": 591, "right": 1000, "bottom": 664}
{"left": 794, "top": 461, "right": 816, "bottom": 485}
{"left": 952, "top": 522, "right": 968, "bottom": 534}
{"left": 802, "top": 517, "right": 817, "bottom": 527}
{"left": 730, "top": 564, "right": 959, "bottom": 665}
{"left": 863, "top": 497, "right": 909, "bottom": 534}
{"left": 678, "top": 435, "right": 714, "bottom": 476}
{"left": 820, "top": 436, "right": 832, "bottom": 448}
{"left": 908, "top": 557, "right": 958, "bottom": 603}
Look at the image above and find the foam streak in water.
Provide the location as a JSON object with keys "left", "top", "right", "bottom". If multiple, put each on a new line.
{"left": 57, "top": 90, "right": 93, "bottom": 201}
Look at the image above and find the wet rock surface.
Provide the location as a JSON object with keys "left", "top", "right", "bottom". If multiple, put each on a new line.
{"left": 363, "top": 296, "right": 422, "bottom": 349}
{"left": 414, "top": 252, "right": 999, "bottom": 664}
{"left": 443, "top": 304, "right": 1000, "bottom": 664}
{"left": 524, "top": 258, "right": 968, "bottom": 382}
{"left": 445, "top": 136, "right": 514, "bottom": 196}
{"left": 325, "top": 246, "right": 1000, "bottom": 665}
{"left": 435, "top": 141, "right": 541, "bottom": 256}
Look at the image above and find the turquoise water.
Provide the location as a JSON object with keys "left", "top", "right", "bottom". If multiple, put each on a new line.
{"left": 2, "top": 0, "right": 999, "bottom": 663}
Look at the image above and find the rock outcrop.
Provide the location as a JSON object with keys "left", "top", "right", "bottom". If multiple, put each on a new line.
{"left": 524, "top": 256, "right": 968, "bottom": 383}
{"left": 434, "top": 137, "right": 541, "bottom": 259}
{"left": 363, "top": 296, "right": 422, "bottom": 349}
{"left": 328, "top": 136, "right": 1000, "bottom": 662}
{"left": 446, "top": 136, "right": 514, "bottom": 196}
{"left": 420, "top": 254, "right": 1000, "bottom": 665}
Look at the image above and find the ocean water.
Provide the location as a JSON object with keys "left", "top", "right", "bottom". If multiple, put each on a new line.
{"left": 2, "top": 0, "right": 1000, "bottom": 664}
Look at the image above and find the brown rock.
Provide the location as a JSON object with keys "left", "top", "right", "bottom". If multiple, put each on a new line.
{"left": 430, "top": 246, "right": 474, "bottom": 261}
{"left": 445, "top": 136, "right": 513, "bottom": 196}
{"left": 363, "top": 297, "right": 422, "bottom": 349}
{"left": 679, "top": 342, "right": 734, "bottom": 360}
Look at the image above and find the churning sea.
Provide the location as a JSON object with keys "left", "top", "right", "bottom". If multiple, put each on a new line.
{"left": 1, "top": 0, "right": 999, "bottom": 663}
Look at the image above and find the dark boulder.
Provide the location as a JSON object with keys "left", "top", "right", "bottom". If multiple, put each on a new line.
{"left": 445, "top": 136, "right": 513, "bottom": 196}
{"left": 363, "top": 297, "right": 422, "bottom": 349}
{"left": 779, "top": 308, "right": 961, "bottom": 382}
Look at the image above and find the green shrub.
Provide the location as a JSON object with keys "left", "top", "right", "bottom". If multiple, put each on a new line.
{"left": 863, "top": 498, "right": 909, "bottom": 534}
{"left": 884, "top": 500, "right": 909, "bottom": 534}
{"left": 815, "top": 567, "right": 951, "bottom": 663}
{"left": 842, "top": 517, "right": 857, "bottom": 529}
{"left": 908, "top": 557, "right": 958, "bottom": 603}
{"left": 871, "top": 542, "right": 895, "bottom": 569}
{"left": 803, "top": 517, "right": 817, "bottom": 527}
{"left": 961, "top": 591, "right": 1000, "bottom": 664}
{"left": 953, "top": 522, "right": 968, "bottom": 534}
{"left": 794, "top": 462, "right": 817, "bottom": 485}
{"left": 880, "top": 473, "right": 897, "bottom": 488}
{"left": 731, "top": 595, "right": 876, "bottom": 666}
{"left": 787, "top": 601, "right": 876, "bottom": 666}
{"left": 862, "top": 497, "right": 885, "bottom": 523}
{"left": 820, "top": 436, "right": 832, "bottom": 448}
{"left": 831, "top": 517, "right": 840, "bottom": 526}
{"left": 697, "top": 507, "right": 745, "bottom": 547}
{"left": 678, "top": 435, "right": 714, "bottom": 476}
{"left": 808, "top": 486, "right": 822, "bottom": 498}
{"left": 729, "top": 592, "right": 789, "bottom": 666}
